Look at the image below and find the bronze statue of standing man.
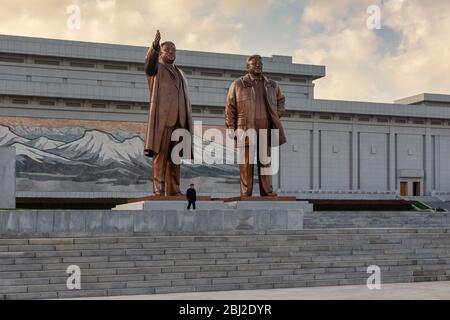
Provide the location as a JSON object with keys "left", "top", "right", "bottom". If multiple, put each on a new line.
{"left": 143, "top": 30, "right": 193, "bottom": 196}
{"left": 225, "top": 55, "right": 287, "bottom": 197}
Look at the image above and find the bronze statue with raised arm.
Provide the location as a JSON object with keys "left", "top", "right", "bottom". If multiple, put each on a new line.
{"left": 225, "top": 55, "right": 287, "bottom": 196}
{"left": 143, "top": 30, "right": 193, "bottom": 196}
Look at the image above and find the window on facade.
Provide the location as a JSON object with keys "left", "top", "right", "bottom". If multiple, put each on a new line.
{"left": 270, "top": 76, "right": 283, "bottom": 81}
{"left": 70, "top": 61, "right": 95, "bottom": 68}
{"left": 34, "top": 59, "right": 60, "bottom": 66}
{"left": 65, "top": 101, "right": 82, "bottom": 107}
{"left": 0, "top": 55, "right": 25, "bottom": 63}
{"left": 39, "top": 100, "right": 56, "bottom": 106}
{"left": 209, "top": 109, "right": 224, "bottom": 115}
{"left": 104, "top": 64, "right": 128, "bottom": 70}
{"left": 92, "top": 103, "right": 107, "bottom": 108}
{"left": 12, "top": 98, "right": 29, "bottom": 104}
{"left": 200, "top": 71, "right": 223, "bottom": 77}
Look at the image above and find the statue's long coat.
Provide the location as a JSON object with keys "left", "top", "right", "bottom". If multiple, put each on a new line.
{"left": 143, "top": 46, "right": 193, "bottom": 158}
{"left": 225, "top": 74, "right": 287, "bottom": 146}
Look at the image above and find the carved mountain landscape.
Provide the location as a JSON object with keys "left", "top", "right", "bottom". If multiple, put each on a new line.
{"left": 0, "top": 125, "right": 239, "bottom": 192}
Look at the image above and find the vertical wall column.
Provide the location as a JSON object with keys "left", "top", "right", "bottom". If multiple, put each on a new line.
{"left": 312, "top": 121, "right": 320, "bottom": 190}
{"left": 435, "top": 136, "right": 440, "bottom": 191}
{"left": 424, "top": 128, "right": 432, "bottom": 195}
{"left": 351, "top": 124, "right": 359, "bottom": 190}
{"left": 388, "top": 128, "right": 396, "bottom": 192}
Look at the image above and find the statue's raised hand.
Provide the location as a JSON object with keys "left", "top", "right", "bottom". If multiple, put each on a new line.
{"left": 152, "top": 30, "right": 161, "bottom": 50}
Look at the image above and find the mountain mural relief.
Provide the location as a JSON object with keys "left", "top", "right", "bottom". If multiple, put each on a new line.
{"left": 50, "top": 130, "right": 144, "bottom": 166}
{"left": 0, "top": 121, "right": 239, "bottom": 193}
{"left": 26, "top": 137, "right": 65, "bottom": 150}
{"left": 0, "top": 125, "right": 29, "bottom": 145}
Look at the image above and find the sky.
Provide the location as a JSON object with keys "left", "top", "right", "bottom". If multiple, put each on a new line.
{"left": 0, "top": 0, "right": 449, "bottom": 103}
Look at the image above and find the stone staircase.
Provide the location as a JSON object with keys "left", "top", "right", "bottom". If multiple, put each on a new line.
{"left": 402, "top": 196, "right": 442, "bottom": 203}
{"left": 1, "top": 227, "right": 450, "bottom": 299}
{"left": 304, "top": 211, "right": 450, "bottom": 229}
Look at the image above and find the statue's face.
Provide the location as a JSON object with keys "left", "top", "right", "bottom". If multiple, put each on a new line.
{"left": 161, "top": 43, "right": 176, "bottom": 64}
{"left": 247, "top": 58, "right": 263, "bottom": 76}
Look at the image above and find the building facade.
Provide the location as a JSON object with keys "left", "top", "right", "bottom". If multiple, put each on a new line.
{"left": 1, "top": 35, "right": 450, "bottom": 199}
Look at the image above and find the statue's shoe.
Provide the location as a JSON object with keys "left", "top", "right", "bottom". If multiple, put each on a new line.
{"left": 167, "top": 192, "right": 184, "bottom": 197}
{"left": 144, "top": 150, "right": 152, "bottom": 157}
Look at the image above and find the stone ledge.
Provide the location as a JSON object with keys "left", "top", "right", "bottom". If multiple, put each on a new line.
{"left": 114, "top": 200, "right": 313, "bottom": 214}
{"left": 0, "top": 208, "right": 304, "bottom": 236}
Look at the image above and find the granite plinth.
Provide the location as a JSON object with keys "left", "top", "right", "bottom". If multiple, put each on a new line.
{"left": 127, "top": 195, "right": 212, "bottom": 203}
{"left": 0, "top": 208, "right": 304, "bottom": 235}
{"left": 114, "top": 199, "right": 312, "bottom": 214}
{"left": 222, "top": 196, "right": 297, "bottom": 202}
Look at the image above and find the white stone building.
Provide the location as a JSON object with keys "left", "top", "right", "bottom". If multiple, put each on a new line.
{"left": 1, "top": 34, "right": 449, "bottom": 200}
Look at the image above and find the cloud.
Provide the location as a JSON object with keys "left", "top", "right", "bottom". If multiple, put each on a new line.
{"left": 216, "top": 0, "right": 276, "bottom": 17}
{"left": 0, "top": 0, "right": 447, "bottom": 103}
{"left": 295, "top": 0, "right": 450, "bottom": 103}
{"left": 0, "top": 0, "right": 249, "bottom": 53}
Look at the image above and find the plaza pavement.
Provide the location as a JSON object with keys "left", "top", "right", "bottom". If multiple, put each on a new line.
{"left": 68, "top": 281, "right": 450, "bottom": 300}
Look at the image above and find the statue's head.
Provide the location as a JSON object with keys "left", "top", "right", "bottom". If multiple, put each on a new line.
{"left": 160, "top": 41, "right": 176, "bottom": 64}
{"left": 246, "top": 55, "right": 263, "bottom": 77}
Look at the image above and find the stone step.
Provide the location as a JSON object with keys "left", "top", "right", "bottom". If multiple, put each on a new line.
{"left": 2, "top": 249, "right": 450, "bottom": 271}
{"left": 2, "top": 255, "right": 450, "bottom": 280}
{"left": 2, "top": 263, "right": 449, "bottom": 286}
{"left": 2, "top": 252, "right": 450, "bottom": 270}
{"left": 4, "top": 234, "right": 450, "bottom": 250}
{"left": 2, "top": 241, "right": 450, "bottom": 263}
{"left": 2, "top": 270, "right": 450, "bottom": 299}
{"left": 2, "top": 226, "right": 450, "bottom": 239}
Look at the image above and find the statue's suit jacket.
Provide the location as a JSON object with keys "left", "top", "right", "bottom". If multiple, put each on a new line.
{"left": 225, "top": 74, "right": 287, "bottom": 146}
{"left": 143, "top": 46, "right": 194, "bottom": 158}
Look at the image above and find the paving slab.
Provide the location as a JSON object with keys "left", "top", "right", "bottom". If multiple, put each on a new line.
{"left": 62, "top": 281, "right": 450, "bottom": 300}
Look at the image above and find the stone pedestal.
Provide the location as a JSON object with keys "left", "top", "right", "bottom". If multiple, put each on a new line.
{"left": 0, "top": 208, "right": 304, "bottom": 235}
{"left": 114, "top": 196, "right": 313, "bottom": 214}
{"left": 111, "top": 197, "right": 311, "bottom": 233}
{"left": 0, "top": 147, "right": 16, "bottom": 209}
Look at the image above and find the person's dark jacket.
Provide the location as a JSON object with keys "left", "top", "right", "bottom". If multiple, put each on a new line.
{"left": 186, "top": 188, "right": 196, "bottom": 201}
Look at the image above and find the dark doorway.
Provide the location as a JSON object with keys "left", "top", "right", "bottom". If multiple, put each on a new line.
{"left": 413, "top": 182, "right": 421, "bottom": 196}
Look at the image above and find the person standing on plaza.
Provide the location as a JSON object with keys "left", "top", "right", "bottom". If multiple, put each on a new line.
{"left": 186, "top": 184, "right": 197, "bottom": 210}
